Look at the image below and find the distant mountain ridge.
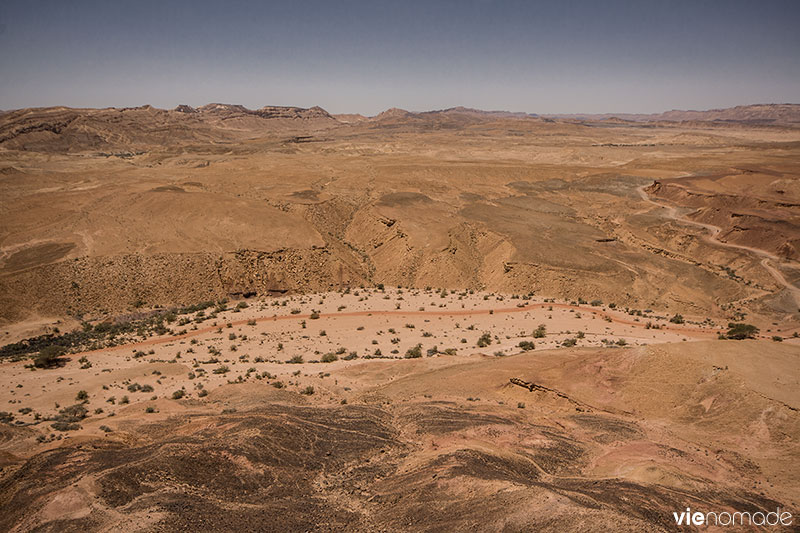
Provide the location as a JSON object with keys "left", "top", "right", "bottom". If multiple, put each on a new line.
{"left": 0, "top": 104, "right": 339, "bottom": 152}
{"left": 542, "top": 103, "right": 800, "bottom": 125}
{"left": 1, "top": 102, "right": 797, "bottom": 153}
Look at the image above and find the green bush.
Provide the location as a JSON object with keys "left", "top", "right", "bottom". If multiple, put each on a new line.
{"left": 476, "top": 333, "right": 492, "bottom": 348}
{"left": 34, "top": 345, "right": 67, "bottom": 368}
{"left": 404, "top": 344, "right": 423, "bottom": 358}
{"left": 726, "top": 323, "right": 759, "bottom": 340}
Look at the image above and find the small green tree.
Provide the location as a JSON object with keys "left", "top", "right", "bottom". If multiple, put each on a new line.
{"left": 476, "top": 333, "right": 492, "bottom": 348}
{"left": 404, "top": 344, "right": 423, "bottom": 358}
{"left": 725, "top": 323, "right": 759, "bottom": 340}
{"left": 34, "top": 345, "right": 66, "bottom": 368}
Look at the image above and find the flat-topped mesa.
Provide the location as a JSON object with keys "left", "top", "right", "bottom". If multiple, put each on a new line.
{"left": 188, "top": 103, "right": 334, "bottom": 120}
{"left": 253, "top": 105, "right": 334, "bottom": 120}
{"left": 195, "top": 103, "right": 251, "bottom": 115}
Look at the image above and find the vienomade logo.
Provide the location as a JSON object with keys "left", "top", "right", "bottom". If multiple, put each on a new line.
{"left": 673, "top": 507, "right": 793, "bottom": 527}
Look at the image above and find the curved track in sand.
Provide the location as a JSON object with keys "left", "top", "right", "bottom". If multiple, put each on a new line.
{"left": 637, "top": 184, "right": 800, "bottom": 307}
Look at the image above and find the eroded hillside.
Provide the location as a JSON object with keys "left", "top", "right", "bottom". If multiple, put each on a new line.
{"left": 2, "top": 106, "right": 799, "bottom": 336}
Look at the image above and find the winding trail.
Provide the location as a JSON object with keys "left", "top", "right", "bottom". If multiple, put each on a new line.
{"left": 637, "top": 184, "right": 800, "bottom": 307}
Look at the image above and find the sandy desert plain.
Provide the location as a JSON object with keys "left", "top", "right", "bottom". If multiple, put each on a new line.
{"left": 0, "top": 103, "right": 799, "bottom": 531}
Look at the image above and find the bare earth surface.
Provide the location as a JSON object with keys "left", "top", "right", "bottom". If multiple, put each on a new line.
{"left": 0, "top": 104, "right": 799, "bottom": 531}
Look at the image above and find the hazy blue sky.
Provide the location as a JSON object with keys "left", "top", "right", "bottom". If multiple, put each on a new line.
{"left": 0, "top": 0, "right": 798, "bottom": 115}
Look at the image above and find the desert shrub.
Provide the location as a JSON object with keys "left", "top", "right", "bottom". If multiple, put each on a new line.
{"left": 576, "top": 331, "right": 585, "bottom": 339}
{"left": 517, "top": 341, "right": 535, "bottom": 351}
{"left": 272, "top": 381, "right": 285, "bottom": 389}
{"left": 321, "top": 352, "right": 338, "bottom": 363}
{"left": 51, "top": 404, "right": 87, "bottom": 431}
{"left": 476, "top": 333, "right": 492, "bottom": 348}
{"left": 75, "top": 390, "right": 88, "bottom": 402}
{"left": 300, "top": 386, "right": 315, "bottom": 395}
{"left": 726, "top": 323, "right": 759, "bottom": 340}
{"left": 288, "top": 355, "right": 304, "bottom": 364}
{"left": 404, "top": 344, "right": 423, "bottom": 359}
{"left": 51, "top": 421, "right": 81, "bottom": 431}
{"left": 145, "top": 406, "right": 156, "bottom": 413}
{"left": 213, "top": 365, "right": 230, "bottom": 374}
{"left": 561, "top": 338, "right": 577, "bottom": 347}
{"left": 34, "top": 345, "right": 67, "bottom": 368}
{"left": 669, "top": 314, "right": 685, "bottom": 324}
{"left": 532, "top": 325, "right": 546, "bottom": 338}
{"left": 198, "top": 389, "right": 209, "bottom": 397}
{"left": 616, "top": 338, "right": 628, "bottom": 346}
{"left": 310, "top": 311, "right": 320, "bottom": 320}
{"left": 171, "top": 389, "right": 185, "bottom": 400}
{"left": 343, "top": 352, "right": 359, "bottom": 360}
{"left": 771, "top": 336, "right": 783, "bottom": 342}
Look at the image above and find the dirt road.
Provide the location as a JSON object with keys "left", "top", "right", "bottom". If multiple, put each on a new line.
{"left": 637, "top": 184, "right": 800, "bottom": 307}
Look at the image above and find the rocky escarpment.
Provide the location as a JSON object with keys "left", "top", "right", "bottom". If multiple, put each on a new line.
{"left": 0, "top": 248, "right": 366, "bottom": 323}
{"left": 0, "top": 104, "right": 340, "bottom": 152}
